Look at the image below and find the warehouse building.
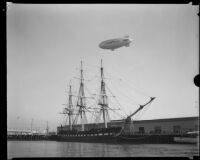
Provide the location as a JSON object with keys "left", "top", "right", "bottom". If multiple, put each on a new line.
{"left": 131, "top": 116, "right": 198, "bottom": 134}
{"left": 58, "top": 116, "right": 199, "bottom": 134}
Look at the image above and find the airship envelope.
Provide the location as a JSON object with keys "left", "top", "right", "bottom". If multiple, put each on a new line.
{"left": 99, "top": 36, "right": 133, "bottom": 51}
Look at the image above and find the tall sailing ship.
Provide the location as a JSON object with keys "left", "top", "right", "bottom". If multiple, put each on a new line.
{"left": 57, "top": 60, "right": 176, "bottom": 143}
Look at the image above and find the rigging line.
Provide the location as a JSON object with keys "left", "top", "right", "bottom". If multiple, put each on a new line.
{"left": 61, "top": 115, "right": 65, "bottom": 126}
{"left": 92, "top": 108, "right": 98, "bottom": 119}
{"left": 87, "top": 96, "right": 99, "bottom": 109}
{"left": 84, "top": 62, "right": 100, "bottom": 69}
{"left": 109, "top": 78, "right": 141, "bottom": 102}
{"left": 108, "top": 99, "right": 127, "bottom": 119}
{"left": 84, "top": 89, "right": 99, "bottom": 108}
{"left": 110, "top": 106, "right": 126, "bottom": 120}
{"left": 107, "top": 80, "right": 140, "bottom": 106}
{"left": 83, "top": 111, "right": 87, "bottom": 124}
{"left": 108, "top": 76, "right": 146, "bottom": 101}
{"left": 106, "top": 99, "right": 125, "bottom": 119}
{"left": 84, "top": 85, "right": 95, "bottom": 98}
{"left": 72, "top": 110, "right": 80, "bottom": 125}
{"left": 95, "top": 110, "right": 102, "bottom": 124}
{"left": 87, "top": 101, "right": 100, "bottom": 110}
{"left": 94, "top": 84, "right": 101, "bottom": 93}
{"left": 104, "top": 81, "right": 139, "bottom": 107}
{"left": 104, "top": 67, "right": 150, "bottom": 98}
{"left": 62, "top": 114, "right": 66, "bottom": 126}
{"left": 72, "top": 114, "right": 77, "bottom": 125}
{"left": 120, "top": 79, "right": 150, "bottom": 99}
{"left": 65, "top": 115, "right": 69, "bottom": 126}
{"left": 86, "top": 73, "right": 99, "bottom": 83}
{"left": 109, "top": 107, "right": 125, "bottom": 120}
{"left": 108, "top": 101, "right": 125, "bottom": 119}
{"left": 105, "top": 85, "right": 128, "bottom": 117}
{"left": 86, "top": 107, "right": 98, "bottom": 124}
{"left": 85, "top": 100, "right": 94, "bottom": 109}
{"left": 74, "top": 114, "right": 79, "bottom": 125}
{"left": 106, "top": 110, "right": 111, "bottom": 122}
{"left": 90, "top": 108, "right": 96, "bottom": 123}
{"left": 84, "top": 107, "right": 93, "bottom": 114}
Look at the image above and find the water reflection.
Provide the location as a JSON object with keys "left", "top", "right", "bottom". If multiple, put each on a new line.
{"left": 8, "top": 141, "right": 199, "bottom": 158}
{"left": 57, "top": 142, "right": 112, "bottom": 157}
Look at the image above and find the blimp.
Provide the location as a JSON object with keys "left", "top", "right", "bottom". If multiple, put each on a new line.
{"left": 99, "top": 36, "right": 133, "bottom": 51}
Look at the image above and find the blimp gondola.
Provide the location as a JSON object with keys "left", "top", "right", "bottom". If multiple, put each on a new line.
{"left": 99, "top": 36, "right": 133, "bottom": 51}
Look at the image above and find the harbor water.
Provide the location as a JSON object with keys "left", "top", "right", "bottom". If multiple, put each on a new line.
{"left": 7, "top": 141, "right": 199, "bottom": 158}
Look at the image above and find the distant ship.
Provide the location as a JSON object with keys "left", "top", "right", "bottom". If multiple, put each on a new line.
{"left": 57, "top": 60, "right": 195, "bottom": 144}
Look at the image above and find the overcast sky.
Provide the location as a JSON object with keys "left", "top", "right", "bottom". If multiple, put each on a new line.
{"left": 7, "top": 4, "right": 199, "bottom": 132}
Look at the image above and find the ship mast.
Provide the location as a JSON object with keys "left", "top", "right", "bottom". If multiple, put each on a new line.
{"left": 76, "top": 60, "right": 87, "bottom": 131}
{"left": 98, "top": 59, "right": 109, "bottom": 128}
{"left": 62, "top": 81, "right": 74, "bottom": 131}
{"left": 67, "top": 81, "right": 73, "bottom": 131}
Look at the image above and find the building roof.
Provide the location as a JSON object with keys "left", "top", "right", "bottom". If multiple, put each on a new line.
{"left": 110, "top": 116, "right": 199, "bottom": 123}
{"left": 133, "top": 116, "right": 199, "bottom": 123}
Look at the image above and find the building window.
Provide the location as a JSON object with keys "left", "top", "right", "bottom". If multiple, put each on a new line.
{"left": 173, "top": 125, "right": 181, "bottom": 134}
{"left": 139, "top": 127, "right": 145, "bottom": 134}
{"left": 155, "top": 126, "right": 161, "bottom": 134}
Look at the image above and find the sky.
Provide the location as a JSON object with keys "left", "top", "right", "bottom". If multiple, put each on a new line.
{"left": 7, "top": 4, "right": 199, "bottom": 132}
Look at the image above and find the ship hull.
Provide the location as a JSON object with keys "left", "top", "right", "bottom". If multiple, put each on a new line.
{"left": 57, "top": 135, "right": 117, "bottom": 143}
{"left": 57, "top": 134, "right": 182, "bottom": 144}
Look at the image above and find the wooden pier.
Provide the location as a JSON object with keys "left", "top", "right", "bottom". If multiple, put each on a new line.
{"left": 7, "top": 134, "right": 57, "bottom": 141}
